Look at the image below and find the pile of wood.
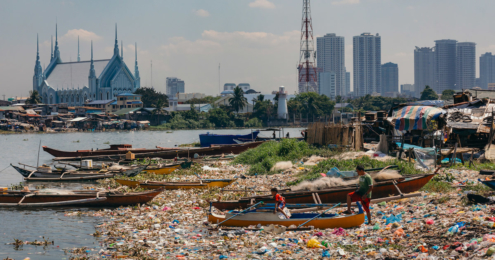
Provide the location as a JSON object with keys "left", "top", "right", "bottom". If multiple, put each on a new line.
{"left": 306, "top": 122, "right": 363, "bottom": 150}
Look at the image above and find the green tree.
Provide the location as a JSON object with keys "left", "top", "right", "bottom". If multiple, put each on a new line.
{"left": 229, "top": 86, "right": 247, "bottom": 113}
{"left": 151, "top": 99, "right": 167, "bottom": 124}
{"left": 287, "top": 92, "right": 335, "bottom": 117}
{"left": 183, "top": 104, "right": 199, "bottom": 121}
{"left": 441, "top": 89, "right": 456, "bottom": 100}
{"left": 184, "top": 96, "right": 221, "bottom": 104}
{"left": 26, "top": 90, "right": 42, "bottom": 104}
{"left": 335, "top": 95, "right": 343, "bottom": 104}
{"left": 208, "top": 107, "right": 234, "bottom": 127}
{"left": 420, "top": 85, "right": 439, "bottom": 100}
{"left": 134, "top": 87, "right": 168, "bottom": 107}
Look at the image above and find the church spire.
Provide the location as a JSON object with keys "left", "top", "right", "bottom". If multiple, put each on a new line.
{"left": 77, "top": 36, "right": 80, "bottom": 62}
{"left": 114, "top": 23, "right": 119, "bottom": 56}
{"left": 33, "top": 34, "right": 43, "bottom": 91}
{"left": 53, "top": 22, "right": 61, "bottom": 62}
{"left": 89, "top": 40, "right": 95, "bottom": 78}
{"left": 134, "top": 42, "right": 140, "bottom": 89}
{"left": 121, "top": 40, "right": 123, "bottom": 60}
{"left": 36, "top": 33, "right": 39, "bottom": 61}
{"left": 50, "top": 35, "right": 53, "bottom": 61}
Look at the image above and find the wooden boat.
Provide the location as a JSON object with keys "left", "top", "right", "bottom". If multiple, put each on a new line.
{"left": 144, "top": 163, "right": 182, "bottom": 175}
{"left": 11, "top": 164, "right": 147, "bottom": 181}
{"left": 208, "top": 204, "right": 364, "bottom": 229}
{"left": 115, "top": 178, "right": 236, "bottom": 190}
{"left": 0, "top": 189, "right": 163, "bottom": 207}
{"left": 42, "top": 144, "right": 177, "bottom": 157}
{"left": 480, "top": 179, "right": 495, "bottom": 190}
{"left": 212, "top": 173, "right": 435, "bottom": 210}
{"left": 199, "top": 131, "right": 260, "bottom": 147}
{"left": 55, "top": 142, "right": 265, "bottom": 161}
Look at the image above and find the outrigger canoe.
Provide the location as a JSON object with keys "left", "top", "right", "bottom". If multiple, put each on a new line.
{"left": 480, "top": 178, "right": 495, "bottom": 190}
{"left": 115, "top": 179, "right": 236, "bottom": 190}
{"left": 209, "top": 204, "right": 364, "bottom": 229}
{"left": 144, "top": 164, "right": 182, "bottom": 175}
{"left": 0, "top": 189, "right": 163, "bottom": 207}
{"left": 212, "top": 173, "right": 435, "bottom": 210}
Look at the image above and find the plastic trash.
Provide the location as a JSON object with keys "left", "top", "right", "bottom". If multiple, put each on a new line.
{"left": 307, "top": 238, "right": 321, "bottom": 248}
{"left": 426, "top": 219, "right": 435, "bottom": 225}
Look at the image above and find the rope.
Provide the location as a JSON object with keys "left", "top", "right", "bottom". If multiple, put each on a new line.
{"left": 0, "top": 165, "right": 11, "bottom": 173}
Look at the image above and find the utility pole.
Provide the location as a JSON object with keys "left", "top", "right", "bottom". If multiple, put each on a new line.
{"left": 218, "top": 63, "right": 221, "bottom": 94}
{"left": 151, "top": 60, "right": 153, "bottom": 89}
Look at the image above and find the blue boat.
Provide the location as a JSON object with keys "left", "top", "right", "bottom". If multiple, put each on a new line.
{"left": 480, "top": 179, "right": 495, "bottom": 190}
{"left": 199, "top": 131, "right": 260, "bottom": 147}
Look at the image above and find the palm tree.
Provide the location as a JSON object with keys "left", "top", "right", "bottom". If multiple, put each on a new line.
{"left": 229, "top": 86, "right": 247, "bottom": 113}
{"left": 26, "top": 90, "right": 41, "bottom": 104}
{"left": 152, "top": 99, "right": 166, "bottom": 125}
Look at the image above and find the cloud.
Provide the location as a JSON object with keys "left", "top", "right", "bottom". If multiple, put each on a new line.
{"left": 60, "top": 29, "right": 102, "bottom": 43}
{"left": 157, "top": 30, "right": 300, "bottom": 94}
{"left": 193, "top": 9, "right": 210, "bottom": 17}
{"left": 332, "top": 0, "right": 360, "bottom": 5}
{"left": 249, "top": 0, "right": 275, "bottom": 9}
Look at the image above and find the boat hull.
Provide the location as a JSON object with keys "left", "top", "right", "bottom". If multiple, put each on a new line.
{"left": 0, "top": 189, "right": 162, "bottom": 207}
{"left": 208, "top": 212, "right": 364, "bottom": 229}
{"left": 199, "top": 131, "right": 260, "bottom": 147}
{"left": 116, "top": 179, "right": 235, "bottom": 190}
{"left": 144, "top": 164, "right": 181, "bottom": 175}
{"left": 212, "top": 174, "right": 435, "bottom": 210}
{"left": 481, "top": 180, "right": 495, "bottom": 190}
{"left": 43, "top": 146, "right": 172, "bottom": 157}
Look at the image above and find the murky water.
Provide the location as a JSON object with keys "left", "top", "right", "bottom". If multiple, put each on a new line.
{"left": 0, "top": 128, "right": 303, "bottom": 259}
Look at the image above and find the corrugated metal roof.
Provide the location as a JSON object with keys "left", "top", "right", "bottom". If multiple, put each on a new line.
{"left": 46, "top": 60, "right": 110, "bottom": 89}
{"left": 87, "top": 100, "right": 115, "bottom": 105}
{"left": 114, "top": 107, "right": 141, "bottom": 115}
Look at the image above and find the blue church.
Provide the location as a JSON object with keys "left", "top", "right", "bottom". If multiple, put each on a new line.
{"left": 33, "top": 24, "right": 140, "bottom": 105}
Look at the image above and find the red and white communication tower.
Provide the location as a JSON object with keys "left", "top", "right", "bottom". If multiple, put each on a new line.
{"left": 298, "top": 0, "right": 318, "bottom": 93}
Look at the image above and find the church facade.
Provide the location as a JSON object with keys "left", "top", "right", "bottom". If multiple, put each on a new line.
{"left": 33, "top": 24, "right": 140, "bottom": 106}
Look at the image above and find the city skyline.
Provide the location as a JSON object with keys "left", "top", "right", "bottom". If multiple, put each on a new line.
{"left": 2, "top": 0, "right": 495, "bottom": 97}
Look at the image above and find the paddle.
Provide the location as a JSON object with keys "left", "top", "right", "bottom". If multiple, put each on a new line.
{"left": 296, "top": 202, "right": 341, "bottom": 228}
{"left": 194, "top": 172, "right": 203, "bottom": 185}
{"left": 215, "top": 201, "right": 264, "bottom": 228}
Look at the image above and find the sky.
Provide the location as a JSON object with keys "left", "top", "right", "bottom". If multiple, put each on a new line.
{"left": 0, "top": 0, "right": 494, "bottom": 98}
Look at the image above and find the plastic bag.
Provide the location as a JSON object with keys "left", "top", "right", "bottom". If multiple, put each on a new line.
{"left": 307, "top": 238, "right": 321, "bottom": 248}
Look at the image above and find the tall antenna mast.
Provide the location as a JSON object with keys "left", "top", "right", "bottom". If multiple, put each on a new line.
{"left": 151, "top": 60, "right": 153, "bottom": 89}
{"left": 298, "top": 0, "right": 318, "bottom": 93}
{"left": 218, "top": 63, "right": 221, "bottom": 94}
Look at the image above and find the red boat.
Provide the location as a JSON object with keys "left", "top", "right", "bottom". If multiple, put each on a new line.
{"left": 212, "top": 173, "right": 434, "bottom": 210}
{"left": 43, "top": 144, "right": 178, "bottom": 157}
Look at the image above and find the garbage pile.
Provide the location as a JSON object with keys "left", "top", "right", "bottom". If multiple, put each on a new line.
{"left": 62, "top": 160, "right": 495, "bottom": 259}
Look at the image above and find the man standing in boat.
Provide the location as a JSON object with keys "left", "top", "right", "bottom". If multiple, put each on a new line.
{"left": 343, "top": 165, "right": 373, "bottom": 225}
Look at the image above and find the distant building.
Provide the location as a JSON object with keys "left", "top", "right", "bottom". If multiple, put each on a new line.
{"left": 176, "top": 93, "right": 206, "bottom": 103}
{"left": 435, "top": 39, "right": 457, "bottom": 93}
{"left": 238, "top": 83, "right": 251, "bottom": 92}
{"left": 480, "top": 53, "right": 495, "bottom": 89}
{"left": 166, "top": 77, "right": 185, "bottom": 96}
{"left": 116, "top": 93, "right": 142, "bottom": 110}
{"left": 317, "top": 33, "right": 346, "bottom": 98}
{"left": 456, "top": 42, "right": 476, "bottom": 89}
{"left": 381, "top": 62, "right": 399, "bottom": 95}
{"left": 353, "top": 33, "right": 381, "bottom": 97}
{"left": 85, "top": 99, "right": 115, "bottom": 114}
{"left": 223, "top": 83, "right": 236, "bottom": 91}
{"left": 414, "top": 47, "right": 436, "bottom": 98}
{"left": 400, "top": 84, "right": 415, "bottom": 97}
{"left": 345, "top": 70, "right": 351, "bottom": 96}
{"left": 318, "top": 71, "right": 336, "bottom": 99}
{"left": 488, "top": 83, "right": 495, "bottom": 90}
{"left": 33, "top": 24, "right": 140, "bottom": 106}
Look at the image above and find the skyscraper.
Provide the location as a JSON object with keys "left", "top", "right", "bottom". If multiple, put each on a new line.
{"left": 316, "top": 33, "right": 345, "bottom": 98}
{"left": 345, "top": 70, "right": 350, "bottom": 96}
{"left": 414, "top": 47, "right": 436, "bottom": 98}
{"left": 435, "top": 39, "right": 457, "bottom": 93}
{"left": 456, "top": 42, "right": 476, "bottom": 89}
{"left": 166, "top": 77, "right": 185, "bottom": 96}
{"left": 318, "top": 71, "right": 336, "bottom": 98}
{"left": 480, "top": 52, "right": 495, "bottom": 89}
{"left": 381, "top": 62, "right": 399, "bottom": 96}
{"left": 353, "top": 33, "right": 381, "bottom": 97}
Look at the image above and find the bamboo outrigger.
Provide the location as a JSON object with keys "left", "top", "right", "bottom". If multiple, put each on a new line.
{"left": 115, "top": 178, "right": 236, "bottom": 190}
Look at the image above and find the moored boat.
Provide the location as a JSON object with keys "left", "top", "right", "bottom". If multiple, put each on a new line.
{"left": 208, "top": 204, "right": 364, "bottom": 229}
{"left": 199, "top": 131, "right": 260, "bottom": 147}
{"left": 43, "top": 144, "right": 177, "bottom": 157}
{"left": 0, "top": 189, "right": 163, "bottom": 207}
{"left": 144, "top": 163, "right": 182, "bottom": 175}
{"left": 115, "top": 178, "right": 236, "bottom": 190}
{"left": 212, "top": 173, "right": 435, "bottom": 210}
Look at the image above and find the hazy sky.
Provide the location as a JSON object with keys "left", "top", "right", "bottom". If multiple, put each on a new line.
{"left": 0, "top": 0, "right": 493, "bottom": 98}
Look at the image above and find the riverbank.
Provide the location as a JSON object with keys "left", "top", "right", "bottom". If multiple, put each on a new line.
{"left": 62, "top": 152, "right": 495, "bottom": 259}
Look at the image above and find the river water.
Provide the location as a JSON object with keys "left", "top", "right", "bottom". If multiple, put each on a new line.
{"left": 0, "top": 128, "right": 303, "bottom": 259}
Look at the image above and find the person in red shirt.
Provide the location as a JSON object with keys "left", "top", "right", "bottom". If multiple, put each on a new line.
{"left": 271, "top": 188, "right": 290, "bottom": 219}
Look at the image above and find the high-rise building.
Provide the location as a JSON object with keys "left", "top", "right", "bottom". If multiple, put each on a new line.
{"left": 456, "top": 42, "right": 476, "bottom": 89}
{"left": 381, "top": 62, "right": 399, "bottom": 95}
{"left": 414, "top": 47, "right": 436, "bottom": 98}
{"left": 400, "top": 84, "right": 415, "bottom": 97}
{"left": 345, "top": 70, "right": 351, "bottom": 96}
{"left": 318, "top": 71, "right": 336, "bottom": 98}
{"left": 166, "top": 77, "right": 185, "bottom": 96}
{"left": 435, "top": 39, "right": 457, "bottom": 93}
{"left": 480, "top": 52, "right": 495, "bottom": 89}
{"left": 316, "top": 33, "right": 345, "bottom": 98}
{"left": 353, "top": 33, "right": 381, "bottom": 97}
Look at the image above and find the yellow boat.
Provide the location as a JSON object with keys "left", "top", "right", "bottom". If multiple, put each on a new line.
{"left": 208, "top": 205, "right": 365, "bottom": 229}
{"left": 143, "top": 164, "right": 181, "bottom": 175}
{"left": 115, "top": 178, "right": 236, "bottom": 190}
